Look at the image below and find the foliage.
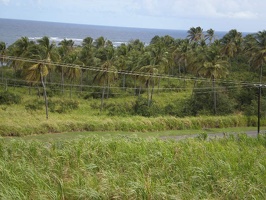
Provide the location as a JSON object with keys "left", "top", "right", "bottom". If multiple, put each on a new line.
{"left": 186, "top": 88, "right": 235, "bottom": 116}
{"left": 1, "top": 135, "right": 266, "bottom": 199}
{"left": 0, "top": 91, "right": 22, "bottom": 105}
{"left": 25, "top": 99, "right": 43, "bottom": 111}
{"left": 49, "top": 99, "right": 79, "bottom": 113}
{"left": 134, "top": 96, "right": 163, "bottom": 117}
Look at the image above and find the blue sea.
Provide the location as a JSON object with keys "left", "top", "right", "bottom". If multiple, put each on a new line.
{"left": 0, "top": 18, "right": 227, "bottom": 47}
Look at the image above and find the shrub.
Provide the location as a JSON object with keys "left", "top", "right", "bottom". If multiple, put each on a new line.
{"left": 134, "top": 96, "right": 163, "bottom": 117}
{"left": 107, "top": 102, "right": 134, "bottom": 116}
{"left": 49, "top": 99, "right": 79, "bottom": 113}
{"left": 0, "top": 91, "right": 22, "bottom": 105}
{"left": 186, "top": 89, "right": 235, "bottom": 116}
{"left": 25, "top": 99, "right": 43, "bottom": 111}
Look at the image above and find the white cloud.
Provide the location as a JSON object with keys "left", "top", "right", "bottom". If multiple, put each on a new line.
{"left": 0, "top": 0, "right": 10, "bottom": 5}
{"left": 1, "top": 0, "right": 265, "bottom": 32}
{"left": 130, "top": 0, "right": 261, "bottom": 20}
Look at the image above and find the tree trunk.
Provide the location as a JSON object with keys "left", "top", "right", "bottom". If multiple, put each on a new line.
{"left": 40, "top": 72, "right": 49, "bottom": 120}
{"left": 70, "top": 80, "right": 73, "bottom": 99}
{"left": 212, "top": 77, "right": 217, "bottom": 115}
{"left": 80, "top": 69, "right": 83, "bottom": 92}
{"left": 5, "top": 79, "right": 7, "bottom": 91}
{"left": 157, "top": 76, "right": 161, "bottom": 94}
{"left": 150, "top": 78, "right": 155, "bottom": 106}
{"left": 123, "top": 73, "right": 126, "bottom": 90}
{"left": 147, "top": 78, "right": 151, "bottom": 107}
{"left": 61, "top": 67, "right": 64, "bottom": 94}
{"left": 192, "top": 77, "right": 198, "bottom": 96}
{"left": 106, "top": 78, "right": 110, "bottom": 99}
{"left": 101, "top": 84, "right": 106, "bottom": 111}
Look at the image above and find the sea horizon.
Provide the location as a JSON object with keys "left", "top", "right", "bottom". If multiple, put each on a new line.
{"left": 0, "top": 18, "right": 243, "bottom": 47}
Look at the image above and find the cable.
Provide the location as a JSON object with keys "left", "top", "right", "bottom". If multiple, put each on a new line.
{"left": 1, "top": 55, "right": 262, "bottom": 88}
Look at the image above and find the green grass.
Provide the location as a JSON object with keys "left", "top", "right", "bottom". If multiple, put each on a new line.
{"left": 4, "top": 126, "right": 264, "bottom": 143}
{"left": 1, "top": 87, "right": 264, "bottom": 136}
{"left": 1, "top": 134, "right": 266, "bottom": 199}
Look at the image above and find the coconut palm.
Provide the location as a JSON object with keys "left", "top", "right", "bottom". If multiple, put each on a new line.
{"left": 24, "top": 57, "right": 50, "bottom": 119}
{"left": 63, "top": 52, "right": 83, "bottom": 97}
{"left": 187, "top": 27, "right": 204, "bottom": 43}
{"left": 58, "top": 39, "right": 74, "bottom": 58}
{"left": 247, "top": 31, "right": 266, "bottom": 82}
{"left": 205, "top": 29, "right": 216, "bottom": 44}
{"left": 221, "top": 29, "right": 243, "bottom": 60}
{"left": 197, "top": 44, "right": 229, "bottom": 114}
{"left": 172, "top": 39, "right": 191, "bottom": 75}
{"left": 136, "top": 64, "right": 159, "bottom": 106}
{"left": 7, "top": 37, "right": 34, "bottom": 72}
{"left": 57, "top": 39, "right": 76, "bottom": 93}
{"left": 93, "top": 60, "right": 118, "bottom": 110}
{"left": 37, "top": 36, "right": 59, "bottom": 82}
{"left": 0, "top": 41, "right": 7, "bottom": 67}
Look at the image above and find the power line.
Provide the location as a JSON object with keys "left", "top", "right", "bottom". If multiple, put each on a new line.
{"left": 0, "top": 55, "right": 261, "bottom": 87}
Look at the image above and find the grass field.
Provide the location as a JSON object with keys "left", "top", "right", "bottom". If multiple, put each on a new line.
{"left": 1, "top": 88, "right": 266, "bottom": 199}
{"left": 1, "top": 134, "right": 266, "bottom": 199}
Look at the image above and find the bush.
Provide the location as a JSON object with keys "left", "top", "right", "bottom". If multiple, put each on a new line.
{"left": 186, "top": 89, "right": 235, "bottom": 116}
{"left": 0, "top": 91, "right": 22, "bottom": 105}
{"left": 134, "top": 96, "right": 163, "bottom": 117}
{"left": 25, "top": 100, "right": 43, "bottom": 111}
{"left": 107, "top": 102, "right": 134, "bottom": 116}
{"left": 49, "top": 99, "right": 79, "bottom": 113}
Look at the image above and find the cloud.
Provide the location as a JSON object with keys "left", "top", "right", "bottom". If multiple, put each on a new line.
{"left": 0, "top": 0, "right": 10, "bottom": 5}
{"left": 130, "top": 0, "right": 260, "bottom": 20}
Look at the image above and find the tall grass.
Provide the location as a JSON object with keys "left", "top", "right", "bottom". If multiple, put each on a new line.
{"left": 1, "top": 134, "right": 266, "bottom": 199}
{"left": 0, "top": 99, "right": 253, "bottom": 136}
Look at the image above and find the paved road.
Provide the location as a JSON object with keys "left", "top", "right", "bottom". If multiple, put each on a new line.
{"left": 160, "top": 130, "right": 265, "bottom": 141}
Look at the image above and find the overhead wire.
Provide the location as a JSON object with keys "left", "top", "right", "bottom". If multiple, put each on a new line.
{"left": 0, "top": 55, "right": 262, "bottom": 88}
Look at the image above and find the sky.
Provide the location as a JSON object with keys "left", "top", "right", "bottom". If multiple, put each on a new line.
{"left": 0, "top": 0, "right": 265, "bottom": 32}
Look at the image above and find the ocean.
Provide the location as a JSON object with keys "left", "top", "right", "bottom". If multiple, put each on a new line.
{"left": 0, "top": 18, "right": 227, "bottom": 47}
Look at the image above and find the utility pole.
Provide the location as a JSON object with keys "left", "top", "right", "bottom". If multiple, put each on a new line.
{"left": 255, "top": 84, "right": 265, "bottom": 137}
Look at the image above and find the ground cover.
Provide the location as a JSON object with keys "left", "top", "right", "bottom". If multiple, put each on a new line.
{"left": 1, "top": 134, "right": 266, "bottom": 199}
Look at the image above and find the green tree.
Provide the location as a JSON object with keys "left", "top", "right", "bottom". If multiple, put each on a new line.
{"left": 220, "top": 29, "right": 243, "bottom": 61}
{"left": 25, "top": 60, "right": 50, "bottom": 119}
{"left": 63, "top": 52, "right": 83, "bottom": 97}
{"left": 200, "top": 45, "right": 229, "bottom": 114}
{"left": 205, "top": 29, "right": 216, "bottom": 44}
{"left": 93, "top": 60, "right": 118, "bottom": 110}
{"left": 0, "top": 41, "right": 7, "bottom": 67}
{"left": 187, "top": 27, "right": 204, "bottom": 43}
{"left": 247, "top": 31, "right": 266, "bottom": 82}
{"left": 190, "top": 44, "right": 229, "bottom": 114}
{"left": 7, "top": 37, "right": 34, "bottom": 72}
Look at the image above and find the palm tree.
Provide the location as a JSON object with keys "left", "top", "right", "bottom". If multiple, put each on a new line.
{"left": 205, "top": 29, "right": 216, "bottom": 44}
{"left": 58, "top": 39, "right": 74, "bottom": 58}
{"left": 93, "top": 60, "right": 118, "bottom": 110}
{"left": 22, "top": 37, "right": 58, "bottom": 119}
{"left": 25, "top": 59, "right": 50, "bottom": 119}
{"left": 0, "top": 41, "right": 7, "bottom": 82}
{"left": 0, "top": 41, "right": 7, "bottom": 67}
{"left": 37, "top": 36, "right": 59, "bottom": 82}
{"left": 172, "top": 39, "right": 191, "bottom": 75}
{"left": 136, "top": 64, "right": 159, "bottom": 106}
{"left": 187, "top": 27, "right": 204, "bottom": 43}
{"left": 63, "top": 52, "right": 83, "bottom": 97}
{"left": 247, "top": 31, "right": 266, "bottom": 82}
{"left": 197, "top": 44, "right": 229, "bottom": 114}
{"left": 94, "top": 36, "right": 106, "bottom": 48}
{"left": 58, "top": 39, "right": 75, "bottom": 94}
{"left": 7, "top": 37, "right": 34, "bottom": 72}
{"left": 220, "top": 29, "right": 242, "bottom": 60}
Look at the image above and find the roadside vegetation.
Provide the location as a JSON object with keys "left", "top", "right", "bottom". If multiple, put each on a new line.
{"left": 1, "top": 27, "right": 266, "bottom": 199}
{"left": 0, "top": 27, "right": 266, "bottom": 136}
{"left": 1, "top": 134, "right": 266, "bottom": 199}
